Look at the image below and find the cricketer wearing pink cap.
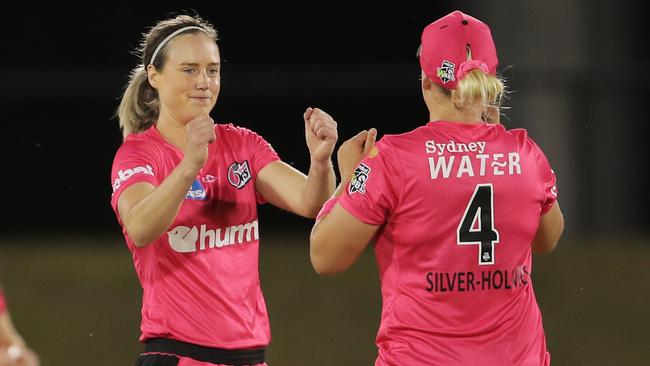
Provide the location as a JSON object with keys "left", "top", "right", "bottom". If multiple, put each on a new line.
{"left": 311, "top": 10, "right": 564, "bottom": 366}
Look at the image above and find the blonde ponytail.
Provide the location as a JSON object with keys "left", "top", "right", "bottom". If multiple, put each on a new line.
{"left": 116, "top": 66, "right": 159, "bottom": 138}
{"left": 452, "top": 69, "right": 505, "bottom": 123}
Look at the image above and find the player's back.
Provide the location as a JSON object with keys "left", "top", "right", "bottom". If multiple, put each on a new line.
{"left": 373, "top": 120, "right": 553, "bottom": 366}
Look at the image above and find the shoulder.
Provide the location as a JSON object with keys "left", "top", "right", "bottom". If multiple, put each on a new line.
{"left": 504, "top": 126, "right": 530, "bottom": 141}
{"left": 216, "top": 123, "right": 261, "bottom": 138}
{"left": 113, "top": 129, "right": 160, "bottom": 162}
{"left": 504, "top": 127, "right": 546, "bottom": 153}
{"left": 216, "top": 123, "right": 273, "bottom": 152}
{"left": 374, "top": 126, "right": 433, "bottom": 153}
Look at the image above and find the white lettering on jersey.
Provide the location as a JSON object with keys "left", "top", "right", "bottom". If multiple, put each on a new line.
{"left": 167, "top": 220, "right": 259, "bottom": 253}
{"left": 428, "top": 153, "right": 521, "bottom": 179}
{"left": 112, "top": 165, "right": 154, "bottom": 192}
{"left": 425, "top": 139, "right": 487, "bottom": 155}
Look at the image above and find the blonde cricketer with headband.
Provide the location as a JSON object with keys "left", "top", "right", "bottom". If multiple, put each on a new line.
{"left": 112, "top": 13, "right": 339, "bottom": 366}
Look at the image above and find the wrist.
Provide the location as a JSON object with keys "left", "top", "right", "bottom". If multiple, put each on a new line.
{"left": 178, "top": 158, "right": 202, "bottom": 180}
{"left": 309, "top": 158, "right": 334, "bottom": 173}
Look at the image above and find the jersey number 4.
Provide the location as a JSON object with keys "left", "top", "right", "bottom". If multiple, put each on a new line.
{"left": 457, "top": 184, "right": 500, "bottom": 265}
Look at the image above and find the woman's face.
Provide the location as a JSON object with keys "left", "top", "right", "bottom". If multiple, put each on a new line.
{"left": 150, "top": 33, "right": 221, "bottom": 124}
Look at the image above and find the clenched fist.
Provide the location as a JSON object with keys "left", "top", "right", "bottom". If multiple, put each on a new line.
{"left": 304, "top": 107, "right": 338, "bottom": 164}
{"left": 184, "top": 115, "right": 216, "bottom": 170}
{"left": 337, "top": 128, "right": 377, "bottom": 182}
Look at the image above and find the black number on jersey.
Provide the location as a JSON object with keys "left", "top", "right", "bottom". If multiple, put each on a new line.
{"left": 457, "top": 184, "right": 500, "bottom": 265}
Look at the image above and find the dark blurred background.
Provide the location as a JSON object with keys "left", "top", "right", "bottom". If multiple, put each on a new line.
{"left": 0, "top": 1, "right": 648, "bottom": 365}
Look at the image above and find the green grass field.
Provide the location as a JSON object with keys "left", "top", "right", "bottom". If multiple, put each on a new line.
{"left": 1, "top": 232, "right": 649, "bottom": 365}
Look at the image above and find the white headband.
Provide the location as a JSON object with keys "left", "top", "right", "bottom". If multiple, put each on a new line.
{"left": 149, "top": 26, "right": 207, "bottom": 65}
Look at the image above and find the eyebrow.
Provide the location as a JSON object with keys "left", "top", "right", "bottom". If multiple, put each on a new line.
{"left": 179, "top": 62, "right": 220, "bottom": 66}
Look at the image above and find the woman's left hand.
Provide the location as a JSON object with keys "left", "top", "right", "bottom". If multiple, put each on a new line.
{"left": 304, "top": 107, "right": 338, "bottom": 164}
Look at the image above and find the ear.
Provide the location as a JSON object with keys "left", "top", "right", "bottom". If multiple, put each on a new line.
{"left": 147, "top": 64, "right": 159, "bottom": 89}
{"left": 421, "top": 71, "right": 433, "bottom": 92}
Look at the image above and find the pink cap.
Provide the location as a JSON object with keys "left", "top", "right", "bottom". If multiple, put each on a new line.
{"left": 418, "top": 10, "right": 498, "bottom": 89}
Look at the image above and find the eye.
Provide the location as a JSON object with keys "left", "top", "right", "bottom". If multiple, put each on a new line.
{"left": 208, "top": 68, "right": 220, "bottom": 75}
{"left": 182, "top": 67, "right": 196, "bottom": 74}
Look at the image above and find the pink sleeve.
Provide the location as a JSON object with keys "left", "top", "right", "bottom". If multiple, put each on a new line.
{"left": 244, "top": 128, "right": 281, "bottom": 176}
{"left": 338, "top": 140, "right": 400, "bottom": 225}
{"left": 316, "top": 196, "right": 339, "bottom": 221}
{"left": 242, "top": 128, "right": 281, "bottom": 204}
{"left": 110, "top": 142, "right": 160, "bottom": 213}
{"left": 0, "top": 288, "right": 7, "bottom": 314}
{"left": 530, "top": 138, "right": 558, "bottom": 214}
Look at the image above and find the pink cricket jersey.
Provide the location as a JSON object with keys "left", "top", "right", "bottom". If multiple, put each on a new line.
{"left": 339, "top": 121, "right": 557, "bottom": 366}
{"left": 110, "top": 124, "right": 280, "bottom": 349}
{"left": 0, "top": 288, "right": 6, "bottom": 314}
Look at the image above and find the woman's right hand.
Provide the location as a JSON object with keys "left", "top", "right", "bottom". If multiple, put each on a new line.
{"left": 337, "top": 128, "right": 377, "bottom": 183}
{"left": 184, "top": 115, "right": 216, "bottom": 170}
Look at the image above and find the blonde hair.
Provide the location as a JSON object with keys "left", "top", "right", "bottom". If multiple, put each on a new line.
{"left": 451, "top": 69, "right": 506, "bottom": 124}
{"left": 116, "top": 14, "right": 218, "bottom": 138}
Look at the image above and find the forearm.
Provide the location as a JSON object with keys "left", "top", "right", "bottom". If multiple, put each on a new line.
{"left": 300, "top": 159, "right": 336, "bottom": 217}
{"left": 124, "top": 160, "right": 199, "bottom": 247}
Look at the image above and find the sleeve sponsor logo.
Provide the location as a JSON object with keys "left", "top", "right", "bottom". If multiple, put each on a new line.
{"left": 227, "top": 160, "right": 252, "bottom": 189}
{"left": 112, "top": 165, "right": 155, "bottom": 192}
{"left": 349, "top": 163, "right": 370, "bottom": 194}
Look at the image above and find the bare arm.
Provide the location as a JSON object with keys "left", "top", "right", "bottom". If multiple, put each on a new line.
{"left": 256, "top": 108, "right": 337, "bottom": 218}
{"left": 532, "top": 201, "right": 564, "bottom": 254}
{"left": 310, "top": 128, "right": 378, "bottom": 275}
{"left": 310, "top": 184, "right": 380, "bottom": 275}
{"left": 256, "top": 160, "right": 335, "bottom": 218}
{"left": 117, "top": 116, "right": 216, "bottom": 247}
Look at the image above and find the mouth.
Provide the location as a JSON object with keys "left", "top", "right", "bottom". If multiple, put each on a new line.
{"left": 189, "top": 96, "right": 212, "bottom": 104}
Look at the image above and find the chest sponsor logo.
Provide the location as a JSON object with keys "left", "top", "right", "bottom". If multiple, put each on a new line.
{"left": 349, "top": 163, "right": 370, "bottom": 194}
{"left": 186, "top": 179, "right": 207, "bottom": 200}
{"left": 167, "top": 220, "right": 259, "bottom": 253}
{"left": 227, "top": 160, "right": 252, "bottom": 189}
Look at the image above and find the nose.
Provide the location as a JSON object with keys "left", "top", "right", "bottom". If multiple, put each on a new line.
{"left": 196, "top": 70, "right": 209, "bottom": 90}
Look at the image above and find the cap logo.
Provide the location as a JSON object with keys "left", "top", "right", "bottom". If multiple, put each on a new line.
{"left": 437, "top": 60, "right": 456, "bottom": 84}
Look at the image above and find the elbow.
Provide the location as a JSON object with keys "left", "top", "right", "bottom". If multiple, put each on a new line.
{"left": 125, "top": 227, "right": 156, "bottom": 248}
{"left": 130, "top": 233, "right": 150, "bottom": 248}
{"left": 303, "top": 208, "right": 319, "bottom": 220}
{"left": 291, "top": 204, "right": 319, "bottom": 219}
{"left": 310, "top": 255, "right": 345, "bottom": 276}
{"left": 309, "top": 236, "right": 347, "bottom": 276}
{"left": 531, "top": 240, "right": 558, "bottom": 255}
{"left": 532, "top": 225, "right": 564, "bottom": 255}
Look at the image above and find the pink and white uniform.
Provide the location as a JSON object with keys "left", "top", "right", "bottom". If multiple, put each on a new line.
{"left": 339, "top": 121, "right": 557, "bottom": 366}
{"left": 110, "top": 123, "right": 279, "bottom": 350}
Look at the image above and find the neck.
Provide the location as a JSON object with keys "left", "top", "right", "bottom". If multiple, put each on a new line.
{"left": 156, "top": 112, "right": 187, "bottom": 151}
{"left": 428, "top": 100, "right": 483, "bottom": 124}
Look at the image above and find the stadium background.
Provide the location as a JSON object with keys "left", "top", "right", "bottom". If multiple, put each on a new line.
{"left": 1, "top": 1, "right": 648, "bottom": 365}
